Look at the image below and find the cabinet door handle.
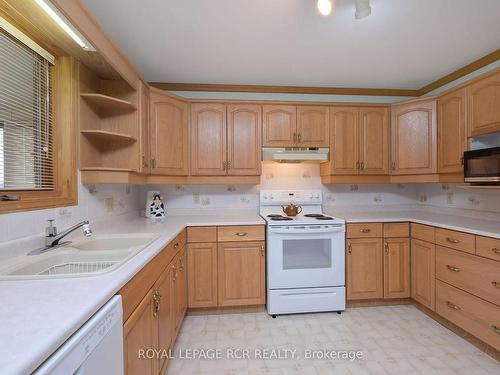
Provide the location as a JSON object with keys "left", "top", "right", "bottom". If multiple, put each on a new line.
{"left": 446, "top": 265, "right": 460, "bottom": 272}
{"left": 152, "top": 291, "right": 161, "bottom": 317}
{"left": 391, "top": 161, "right": 396, "bottom": 171}
{"left": 446, "top": 301, "right": 461, "bottom": 310}
{"left": 360, "top": 161, "right": 364, "bottom": 170}
{"left": 174, "top": 242, "right": 179, "bottom": 249}
{"left": 446, "top": 237, "right": 460, "bottom": 244}
{"left": 384, "top": 241, "right": 389, "bottom": 254}
{"left": 227, "top": 160, "right": 231, "bottom": 170}
{"left": 492, "top": 281, "right": 500, "bottom": 288}
{"left": 492, "top": 248, "right": 500, "bottom": 255}
{"left": 235, "top": 232, "right": 248, "bottom": 237}
{"left": 492, "top": 325, "right": 500, "bottom": 334}
{"left": 347, "top": 242, "right": 352, "bottom": 254}
{"left": 261, "top": 244, "right": 265, "bottom": 256}
{"left": 151, "top": 159, "right": 156, "bottom": 169}
{"left": 293, "top": 133, "right": 297, "bottom": 143}
{"left": 172, "top": 265, "right": 177, "bottom": 281}
{"left": 179, "top": 258, "right": 184, "bottom": 271}
{"left": 356, "top": 161, "right": 360, "bottom": 170}
{"left": 142, "top": 156, "right": 149, "bottom": 168}
{"left": 297, "top": 133, "right": 302, "bottom": 143}
{"left": 359, "top": 228, "right": 371, "bottom": 233}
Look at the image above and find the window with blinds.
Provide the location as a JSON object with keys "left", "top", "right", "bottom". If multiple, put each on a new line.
{"left": 0, "top": 28, "right": 54, "bottom": 190}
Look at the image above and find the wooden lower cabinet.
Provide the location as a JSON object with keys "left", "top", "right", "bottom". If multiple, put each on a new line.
{"left": 217, "top": 241, "right": 265, "bottom": 306}
{"left": 346, "top": 238, "right": 383, "bottom": 300}
{"left": 123, "top": 288, "right": 156, "bottom": 375}
{"left": 187, "top": 242, "right": 218, "bottom": 308}
{"left": 122, "top": 238, "right": 187, "bottom": 375}
{"left": 384, "top": 238, "right": 410, "bottom": 298}
{"left": 411, "top": 239, "right": 436, "bottom": 310}
{"left": 156, "top": 265, "right": 175, "bottom": 375}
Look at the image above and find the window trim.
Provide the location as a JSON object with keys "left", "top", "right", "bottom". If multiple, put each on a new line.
{"left": 0, "top": 54, "right": 78, "bottom": 213}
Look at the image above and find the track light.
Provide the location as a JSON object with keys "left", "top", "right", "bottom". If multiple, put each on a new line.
{"left": 317, "top": 0, "right": 333, "bottom": 16}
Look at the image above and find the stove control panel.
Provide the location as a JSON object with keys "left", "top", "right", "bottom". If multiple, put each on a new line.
{"left": 260, "top": 190, "right": 322, "bottom": 205}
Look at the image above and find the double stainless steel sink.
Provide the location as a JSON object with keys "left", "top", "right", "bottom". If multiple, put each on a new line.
{"left": 0, "top": 233, "right": 159, "bottom": 279}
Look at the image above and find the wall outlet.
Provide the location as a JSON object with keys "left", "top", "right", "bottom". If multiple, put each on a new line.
{"left": 193, "top": 193, "right": 200, "bottom": 204}
{"left": 104, "top": 197, "right": 114, "bottom": 212}
{"left": 446, "top": 193, "right": 454, "bottom": 205}
{"left": 200, "top": 197, "right": 211, "bottom": 206}
{"left": 373, "top": 195, "right": 382, "bottom": 203}
{"left": 350, "top": 184, "right": 359, "bottom": 192}
{"left": 419, "top": 195, "right": 427, "bottom": 203}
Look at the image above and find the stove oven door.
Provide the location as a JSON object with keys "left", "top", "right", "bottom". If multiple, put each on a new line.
{"left": 267, "top": 225, "right": 345, "bottom": 289}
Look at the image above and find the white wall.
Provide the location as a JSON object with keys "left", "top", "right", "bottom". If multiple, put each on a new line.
{"left": 0, "top": 174, "right": 140, "bottom": 243}
{"left": 416, "top": 184, "right": 500, "bottom": 214}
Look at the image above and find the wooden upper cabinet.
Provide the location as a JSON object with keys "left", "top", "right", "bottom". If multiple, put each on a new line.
{"left": 296, "top": 106, "right": 329, "bottom": 147}
{"left": 391, "top": 98, "right": 437, "bottom": 175}
{"left": 438, "top": 88, "right": 466, "bottom": 173}
{"left": 346, "top": 238, "right": 383, "bottom": 300}
{"left": 217, "top": 241, "right": 265, "bottom": 306}
{"left": 190, "top": 103, "right": 227, "bottom": 176}
{"left": 139, "top": 82, "right": 150, "bottom": 174}
{"left": 467, "top": 70, "right": 500, "bottom": 136}
{"left": 227, "top": 104, "right": 262, "bottom": 175}
{"left": 329, "top": 107, "right": 359, "bottom": 175}
{"left": 383, "top": 238, "right": 410, "bottom": 299}
{"left": 359, "top": 107, "right": 389, "bottom": 175}
{"left": 150, "top": 91, "right": 189, "bottom": 175}
{"left": 262, "top": 105, "right": 297, "bottom": 147}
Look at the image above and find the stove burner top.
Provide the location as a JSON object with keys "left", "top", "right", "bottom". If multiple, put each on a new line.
{"left": 270, "top": 216, "right": 293, "bottom": 221}
{"left": 304, "top": 214, "right": 324, "bottom": 217}
{"left": 316, "top": 216, "right": 333, "bottom": 220}
{"left": 267, "top": 214, "right": 284, "bottom": 218}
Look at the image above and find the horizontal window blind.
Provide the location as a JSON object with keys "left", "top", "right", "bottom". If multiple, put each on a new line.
{"left": 0, "top": 28, "right": 54, "bottom": 190}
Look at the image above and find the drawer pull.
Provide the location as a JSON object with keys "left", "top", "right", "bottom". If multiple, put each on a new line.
{"left": 359, "top": 228, "right": 371, "bottom": 233}
{"left": 446, "top": 301, "right": 461, "bottom": 310}
{"left": 446, "top": 265, "right": 460, "bottom": 272}
{"left": 492, "top": 281, "right": 500, "bottom": 288}
{"left": 446, "top": 237, "right": 460, "bottom": 244}
{"left": 492, "top": 248, "right": 500, "bottom": 255}
{"left": 493, "top": 325, "right": 500, "bottom": 334}
{"left": 235, "top": 232, "right": 248, "bottom": 237}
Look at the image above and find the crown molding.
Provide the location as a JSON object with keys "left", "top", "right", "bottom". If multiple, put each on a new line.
{"left": 149, "top": 48, "right": 500, "bottom": 98}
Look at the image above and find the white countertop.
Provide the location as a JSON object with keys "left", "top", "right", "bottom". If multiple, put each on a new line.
{"left": 1, "top": 207, "right": 499, "bottom": 374}
{"left": 325, "top": 206, "right": 500, "bottom": 239}
{"left": 0, "top": 211, "right": 264, "bottom": 375}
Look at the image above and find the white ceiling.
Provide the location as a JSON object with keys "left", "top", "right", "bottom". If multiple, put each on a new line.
{"left": 82, "top": 0, "right": 500, "bottom": 89}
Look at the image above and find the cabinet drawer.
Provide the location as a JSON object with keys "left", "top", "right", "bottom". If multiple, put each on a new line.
{"left": 217, "top": 225, "right": 265, "bottom": 242}
{"left": 346, "top": 223, "right": 383, "bottom": 238}
{"left": 383, "top": 222, "right": 409, "bottom": 238}
{"left": 411, "top": 223, "right": 435, "bottom": 243}
{"left": 476, "top": 236, "right": 500, "bottom": 262}
{"left": 170, "top": 229, "right": 187, "bottom": 251}
{"left": 187, "top": 226, "right": 217, "bottom": 243}
{"left": 435, "top": 228, "right": 475, "bottom": 254}
{"left": 436, "top": 280, "right": 500, "bottom": 351}
{"left": 436, "top": 246, "right": 500, "bottom": 306}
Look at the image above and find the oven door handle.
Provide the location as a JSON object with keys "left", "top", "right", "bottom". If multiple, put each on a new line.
{"left": 269, "top": 227, "right": 344, "bottom": 234}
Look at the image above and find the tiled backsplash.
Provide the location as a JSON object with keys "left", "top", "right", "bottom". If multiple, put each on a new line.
{"left": 2, "top": 165, "right": 499, "bottom": 244}
{"left": 0, "top": 173, "right": 140, "bottom": 243}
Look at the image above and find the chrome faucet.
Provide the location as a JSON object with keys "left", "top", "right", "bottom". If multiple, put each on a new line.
{"left": 28, "top": 220, "right": 92, "bottom": 256}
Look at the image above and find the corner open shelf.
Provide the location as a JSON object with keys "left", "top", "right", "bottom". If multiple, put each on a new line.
{"left": 80, "top": 93, "right": 136, "bottom": 116}
{"left": 81, "top": 129, "right": 136, "bottom": 143}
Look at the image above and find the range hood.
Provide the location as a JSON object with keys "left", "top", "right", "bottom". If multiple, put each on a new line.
{"left": 262, "top": 147, "right": 329, "bottom": 163}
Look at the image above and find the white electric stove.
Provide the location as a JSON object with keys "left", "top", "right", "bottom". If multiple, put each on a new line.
{"left": 260, "top": 190, "right": 346, "bottom": 316}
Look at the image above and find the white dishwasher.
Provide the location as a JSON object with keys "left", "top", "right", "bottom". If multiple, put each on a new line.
{"left": 34, "top": 295, "right": 124, "bottom": 375}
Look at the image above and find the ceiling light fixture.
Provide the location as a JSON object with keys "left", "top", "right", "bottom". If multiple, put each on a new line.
{"left": 34, "top": 0, "right": 95, "bottom": 50}
{"left": 354, "top": 0, "right": 372, "bottom": 19}
{"left": 317, "top": 0, "right": 333, "bottom": 16}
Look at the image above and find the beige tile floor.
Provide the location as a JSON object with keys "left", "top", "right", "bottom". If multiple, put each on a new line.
{"left": 167, "top": 305, "right": 499, "bottom": 375}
